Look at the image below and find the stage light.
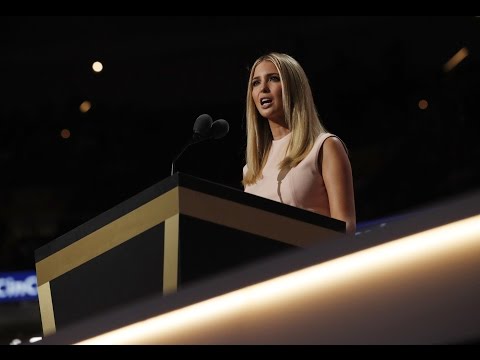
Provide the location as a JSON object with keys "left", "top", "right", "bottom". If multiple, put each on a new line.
{"left": 92, "top": 61, "right": 103, "bottom": 73}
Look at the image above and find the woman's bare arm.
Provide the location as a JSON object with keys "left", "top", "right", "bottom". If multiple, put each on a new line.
{"left": 321, "top": 137, "right": 356, "bottom": 235}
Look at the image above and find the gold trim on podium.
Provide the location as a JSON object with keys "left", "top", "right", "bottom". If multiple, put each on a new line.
{"left": 38, "top": 282, "right": 56, "bottom": 336}
{"left": 163, "top": 214, "right": 179, "bottom": 294}
{"left": 36, "top": 185, "right": 338, "bottom": 287}
{"left": 179, "top": 187, "right": 339, "bottom": 248}
{"left": 36, "top": 188, "right": 179, "bottom": 286}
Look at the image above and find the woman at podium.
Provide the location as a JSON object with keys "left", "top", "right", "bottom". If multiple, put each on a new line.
{"left": 242, "top": 52, "right": 356, "bottom": 235}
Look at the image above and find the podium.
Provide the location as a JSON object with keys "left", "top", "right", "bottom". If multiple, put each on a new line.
{"left": 35, "top": 173, "right": 345, "bottom": 336}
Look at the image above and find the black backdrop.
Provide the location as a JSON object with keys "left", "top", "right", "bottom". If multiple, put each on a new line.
{"left": 1, "top": 16, "right": 479, "bottom": 271}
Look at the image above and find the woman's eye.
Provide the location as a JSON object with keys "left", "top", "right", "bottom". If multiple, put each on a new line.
{"left": 252, "top": 80, "right": 260, "bottom": 87}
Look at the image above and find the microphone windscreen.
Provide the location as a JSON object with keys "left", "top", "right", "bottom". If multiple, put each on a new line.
{"left": 193, "top": 114, "right": 213, "bottom": 136}
{"left": 211, "top": 119, "right": 229, "bottom": 139}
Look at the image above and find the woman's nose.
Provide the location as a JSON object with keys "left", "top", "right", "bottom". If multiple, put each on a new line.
{"left": 261, "top": 82, "right": 270, "bottom": 93}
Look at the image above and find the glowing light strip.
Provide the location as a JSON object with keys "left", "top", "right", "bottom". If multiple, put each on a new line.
{"left": 444, "top": 47, "right": 469, "bottom": 72}
{"left": 77, "top": 215, "right": 480, "bottom": 345}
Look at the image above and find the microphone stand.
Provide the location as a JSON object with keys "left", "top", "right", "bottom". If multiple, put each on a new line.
{"left": 171, "top": 134, "right": 206, "bottom": 176}
{"left": 171, "top": 139, "right": 192, "bottom": 176}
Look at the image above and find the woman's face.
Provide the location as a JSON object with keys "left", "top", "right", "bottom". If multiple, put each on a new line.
{"left": 251, "top": 60, "right": 284, "bottom": 122}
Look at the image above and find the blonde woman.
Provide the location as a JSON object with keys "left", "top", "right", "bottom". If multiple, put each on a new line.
{"left": 243, "top": 52, "right": 356, "bottom": 235}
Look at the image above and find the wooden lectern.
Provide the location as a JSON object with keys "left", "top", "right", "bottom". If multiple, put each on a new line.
{"left": 35, "top": 173, "right": 345, "bottom": 336}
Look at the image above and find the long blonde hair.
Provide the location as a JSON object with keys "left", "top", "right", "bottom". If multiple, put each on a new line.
{"left": 243, "top": 52, "right": 327, "bottom": 186}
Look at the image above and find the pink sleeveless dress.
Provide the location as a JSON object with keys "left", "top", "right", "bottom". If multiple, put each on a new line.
{"left": 244, "top": 132, "right": 337, "bottom": 217}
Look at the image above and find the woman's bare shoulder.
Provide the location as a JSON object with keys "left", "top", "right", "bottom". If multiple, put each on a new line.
{"left": 323, "top": 136, "right": 347, "bottom": 156}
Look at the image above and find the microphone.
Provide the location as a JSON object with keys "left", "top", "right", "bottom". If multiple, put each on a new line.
{"left": 210, "top": 119, "right": 229, "bottom": 139}
{"left": 192, "top": 113, "right": 213, "bottom": 143}
{"left": 171, "top": 115, "right": 229, "bottom": 175}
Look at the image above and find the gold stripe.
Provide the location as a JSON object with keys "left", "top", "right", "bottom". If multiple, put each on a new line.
{"left": 36, "top": 184, "right": 339, "bottom": 287}
{"left": 179, "top": 187, "right": 340, "bottom": 248}
{"left": 38, "top": 282, "right": 56, "bottom": 336}
{"left": 163, "top": 214, "right": 179, "bottom": 294}
{"left": 36, "top": 188, "right": 179, "bottom": 285}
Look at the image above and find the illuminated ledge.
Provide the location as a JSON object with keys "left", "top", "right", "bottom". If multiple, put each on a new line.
{"left": 39, "top": 189, "right": 480, "bottom": 345}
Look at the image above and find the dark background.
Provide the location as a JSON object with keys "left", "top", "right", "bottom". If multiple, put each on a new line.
{"left": 1, "top": 15, "right": 479, "bottom": 271}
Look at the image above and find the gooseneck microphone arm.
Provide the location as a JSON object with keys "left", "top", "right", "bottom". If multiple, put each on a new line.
{"left": 171, "top": 114, "right": 213, "bottom": 176}
{"left": 171, "top": 139, "right": 192, "bottom": 176}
